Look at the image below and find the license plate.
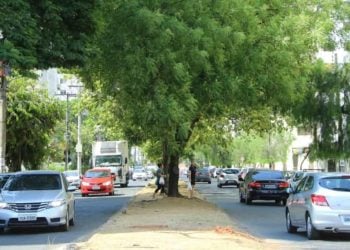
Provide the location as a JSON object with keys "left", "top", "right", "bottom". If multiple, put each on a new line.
{"left": 341, "top": 215, "right": 350, "bottom": 224}
{"left": 18, "top": 214, "right": 37, "bottom": 221}
{"left": 92, "top": 185, "right": 100, "bottom": 190}
{"left": 264, "top": 185, "right": 276, "bottom": 189}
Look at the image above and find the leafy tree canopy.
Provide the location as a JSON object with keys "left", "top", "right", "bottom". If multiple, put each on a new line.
{"left": 83, "top": 0, "right": 340, "bottom": 196}
{"left": 6, "top": 74, "right": 64, "bottom": 171}
{"left": 0, "top": 0, "right": 97, "bottom": 70}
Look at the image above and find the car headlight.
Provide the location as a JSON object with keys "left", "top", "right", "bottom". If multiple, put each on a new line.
{"left": 103, "top": 181, "right": 111, "bottom": 186}
{"left": 49, "top": 200, "right": 66, "bottom": 207}
{"left": 82, "top": 181, "right": 90, "bottom": 186}
{"left": 0, "top": 201, "right": 8, "bottom": 209}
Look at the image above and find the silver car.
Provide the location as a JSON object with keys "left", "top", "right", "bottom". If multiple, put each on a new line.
{"left": 0, "top": 170, "right": 75, "bottom": 233}
{"left": 217, "top": 168, "right": 239, "bottom": 188}
{"left": 285, "top": 172, "right": 350, "bottom": 239}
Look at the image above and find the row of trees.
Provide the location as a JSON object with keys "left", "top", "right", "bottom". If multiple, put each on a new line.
{"left": 2, "top": 1, "right": 350, "bottom": 197}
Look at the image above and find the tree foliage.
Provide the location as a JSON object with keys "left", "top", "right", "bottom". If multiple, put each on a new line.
{"left": 0, "top": 0, "right": 97, "bottom": 70}
{"left": 83, "top": 0, "right": 339, "bottom": 196}
{"left": 6, "top": 75, "right": 63, "bottom": 171}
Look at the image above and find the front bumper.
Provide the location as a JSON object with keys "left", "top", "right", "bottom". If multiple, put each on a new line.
{"left": 0, "top": 205, "right": 67, "bottom": 229}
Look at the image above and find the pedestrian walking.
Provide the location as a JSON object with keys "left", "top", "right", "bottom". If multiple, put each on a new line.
{"left": 153, "top": 162, "right": 165, "bottom": 198}
{"left": 188, "top": 161, "right": 197, "bottom": 199}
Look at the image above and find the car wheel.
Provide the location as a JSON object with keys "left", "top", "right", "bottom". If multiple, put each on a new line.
{"left": 245, "top": 193, "right": 252, "bottom": 205}
{"left": 218, "top": 184, "right": 222, "bottom": 188}
{"left": 275, "top": 199, "right": 281, "bottom": 205}
{"left": 60, "top": 209, "right": 70, "bottom": 232}
{"left": 239, "top": 192, "right": 245, "bottom": 203}
{"left": 286, "top": 209, "right": 297, "bottom": 233}
{"left": 82, "top": 194, "right": 87, "bottom": 197}
{"left": 282, "top": 199, "right": 287, "bottom": 206}
{"left": 69, "top": 206, "right": 75, "bottom": 226}
{"left": 0, "top": 227, "right": 4, "bottom": 234}
{"left": 208, "top": 181, "right": 211, "bottom": 184}
{"left": 306, "top": 214, "right": 320, "bottom": 240}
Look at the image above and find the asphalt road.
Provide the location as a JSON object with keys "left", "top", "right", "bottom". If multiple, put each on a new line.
{"left": 196, "top": 178, "right": 350, "bottom": 250}
{"left": 0, "top": 180, "right": 147, "bottom": 250}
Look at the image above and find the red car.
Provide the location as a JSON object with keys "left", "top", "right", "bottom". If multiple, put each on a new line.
{"left": 81, "top": 168, "right": 115, "bottom": 197}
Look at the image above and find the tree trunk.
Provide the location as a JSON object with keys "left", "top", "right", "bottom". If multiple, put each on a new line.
{"left": 8, "top": 147, "right": 22, "bottom": 172}
{"left": 167, "top": 153, "right": 180, "bottom": 197}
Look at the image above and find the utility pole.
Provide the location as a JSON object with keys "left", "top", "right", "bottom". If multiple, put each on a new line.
{"left": 0, "top": 30, "right": 9, "bottom": 173}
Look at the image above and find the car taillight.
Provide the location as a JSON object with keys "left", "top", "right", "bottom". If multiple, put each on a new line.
{"left": 311, "top": 194, "right": 329, "bottom": 206}
{"left": 278, "top": 181, "right": 289, "bottom": 188}
{"left": 248, "top": 182, "right": 262, "bottom": 188}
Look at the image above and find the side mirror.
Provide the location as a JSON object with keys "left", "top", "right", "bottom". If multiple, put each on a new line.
{"left": 286, "top": 187, "right": 293, "bottom": 194}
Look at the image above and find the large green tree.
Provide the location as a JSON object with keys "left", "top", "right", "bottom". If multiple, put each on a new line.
{"left": 0, "top": 0, "right": 97, "bottom": 69}
{"left": 6, "top": 75, "right": 63, "bottom": 171}
{"left": 84, "top": 0, "right": 339, "bottom": 196}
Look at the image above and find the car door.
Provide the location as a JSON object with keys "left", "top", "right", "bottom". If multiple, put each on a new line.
{"left": 289, "top": 176, "right": 308, "bottom": 226}
{"left": 296, "top": 176, "right": 314, "bottom": 228}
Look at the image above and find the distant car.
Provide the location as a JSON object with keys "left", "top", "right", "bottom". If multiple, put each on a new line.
{"left": 288, "top": 171, "right": 306, "bottom": 190}
{"left": 237, "top": 167, "right": 253, "bottom": 181}
{"left": 0, "top": 170, "right": 76, "bottom": 232}
{"left": 239, "top": 169, "right": 289, "bottom": 205}
{"left": 146, "top": 170, "right": 154, "bottom": 179}
{"left": 81, "top": 168, "right": 114, "bottom": 197}
{"left": 213, "top": 168, "right": 223, "bottom": 178}
{"left": 132, "top": 169, "right": 148, "bottom": 181}
{"left": 286, "top": 172, "right": 350, "bottom": 240}
{"left": 195, "top": 168, "right": 211, "bottom": 184}
{"left": 0, "top": 173, "right": 14, "bottom": 189}
{"left": 217, "top": 168, "right": 239, "bottom": 188}
{"left": 63, "top": 170, "right": 81, "bottom": 189}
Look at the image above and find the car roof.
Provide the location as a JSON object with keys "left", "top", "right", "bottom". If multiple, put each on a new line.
{"left": 304, "top": 172, "right": 350, "bottom": 178}
{"left": 12, "top": 170, "right": 61, "bottom": 175}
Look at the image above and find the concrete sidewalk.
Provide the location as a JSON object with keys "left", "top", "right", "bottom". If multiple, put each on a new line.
{"left": 76, "top": 181, "right": 282, "bottom": 250}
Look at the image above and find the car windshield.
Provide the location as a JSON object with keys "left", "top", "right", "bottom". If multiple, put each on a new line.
{"left": 85, "top": 171, "right": 110, "bottom": 178}
{"left": 95, "top": 155, "right": 122, "bottom": 166}
{"left": 63, "top": 171, "right": 78, "bottom": 177}
{"left": 5, "top": 174, "right": 61, "bottom": 191}
{"left": 293, "top": 172, "right": 304, "bottom": 181}
{"left": 223, "top": 169, "right": 239, "bottom": 174}
{"left": 251, "top": 171, "right": 284, "bottom": 180}
{"left": 319, "top": 176, "right": 350, "bottom": 192}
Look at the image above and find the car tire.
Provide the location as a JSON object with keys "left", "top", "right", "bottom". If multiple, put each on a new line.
{"left": 218, "top": 184, "right": 222, "bottom": 188}
{"left": 245, "top": 193, "right": 252, "bottom": 205}
{"left": 286, "top": 209, "right": 297, "bottom": 233}
{"left": 82, "top": 194, "right": 87, "bottom": 197}
{"left": 0, "top": 227, "right": 4, "bottom": 234}
{"left": 69, "top": 207, "right": 75, "bottom": 226}
{"left": 282, "top": 199, "right": 287, "bottom": 206}
{"left": 239, "top": 192, "right": 245, "bottom": 203}
{"left": 60, "top": 210, "right": 70, "bottom": 232}
{"left": 208, "top": 181, "right": 211, "bottom": 184}
{"left": 306, "top": 214, "right": 320, "bottom": 240}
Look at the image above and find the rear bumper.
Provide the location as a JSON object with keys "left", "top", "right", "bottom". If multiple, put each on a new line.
{"left": 248, "top": 190, "right": 289, "bottom": 200}
{"left": 310, "top": 207, "right": 350, "bottom": 232}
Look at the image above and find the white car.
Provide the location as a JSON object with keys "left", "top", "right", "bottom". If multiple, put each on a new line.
{"left": 0, "top": 170, "right": 76, "bottom": 233}
{"left": 132, "top": 169, "right": 148, "bottom": 181}
{"left": 63, "top": 170, "right": 81, "bottom": 189}
{"left": 217, "top": 168, "right": 240, "bottom": 188}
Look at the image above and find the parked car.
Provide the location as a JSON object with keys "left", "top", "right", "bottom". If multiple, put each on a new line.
{"left": 132, "top": 168, "right": 148, "bottom": 181}
{"left": 217, "top": 168, "right": 240, "bottom": 188}
{"left": 81, "top": 168, "right": 114, "bottom": 197}
{"left": 0, "top": 173, "right": 14, "bottom": 189}
{"left": 195, "top": 168, "right": 211, "bottom": 184}
{"left": 63, "top": 170, "right": 81, "bottom": 189}
{"left": 285, "top": 172, "right": 350, "bottom": 240}
{"left": 239, "top": 169, "right": 289, "bottom": 205}
{"left": 0, "top": 170, "right": 75, "bottom": 232}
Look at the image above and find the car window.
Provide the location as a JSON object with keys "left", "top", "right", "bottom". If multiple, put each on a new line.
{"left": 295, "top": 176, "right": 308, "bottom": 193}
{"left": 303, "top": 176, "right": 314, "bottom": 192}
{"left": 85, "top": 171, "right": 110, "bottom": 178}
{"left": 292, "top": 172, "right": 304, "bottom": 182}
{"left": 251, "top": 171, "right": 284, "bottom": 180}
{"left": 223, "top": 169, "right": 239, "bottom": 174}
{"left": 319, "top": 175, "right": 350, "bottom": 192}
{"left": 5, "top": 174, "right": 61, "bottom": 191}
